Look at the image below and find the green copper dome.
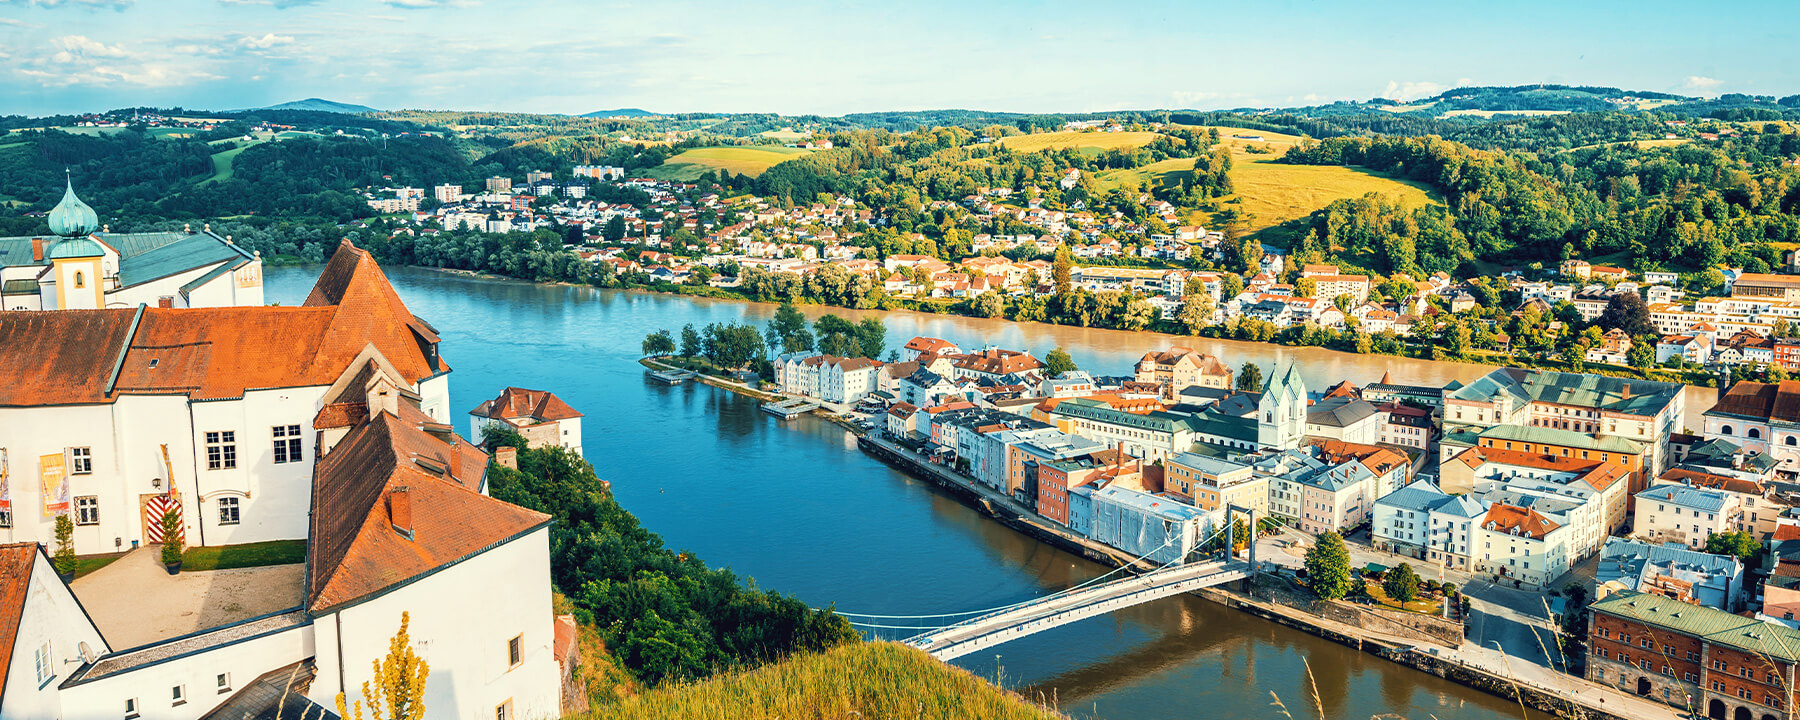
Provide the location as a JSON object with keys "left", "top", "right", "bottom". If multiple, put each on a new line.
{"left": 47, "top": 176, "right": 99, "bottom": 237}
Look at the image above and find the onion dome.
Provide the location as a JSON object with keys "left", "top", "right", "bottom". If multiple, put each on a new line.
{"left": 47, "top": 175, "right": 100, "bottom": 237}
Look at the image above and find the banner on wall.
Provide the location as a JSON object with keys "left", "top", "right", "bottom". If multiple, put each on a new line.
{"left": 0, "top": 449, "right": 9, "bottom": 512}
{"left": 161, "top": 444, "right": 178, "bottom": 502}
{"left": 40, "top": 453, "right": 68, "bottom": 517}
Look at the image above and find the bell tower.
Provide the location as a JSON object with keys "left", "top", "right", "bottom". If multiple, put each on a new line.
{"left": 45, "top": 173, "right": 105, "bottom": 310}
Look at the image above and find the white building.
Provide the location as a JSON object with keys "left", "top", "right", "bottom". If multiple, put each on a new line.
{"left": 1475, "top": 502, "right": 1571, "bottom": 589}
{"left": 468, "top": 387, "right": 585, "bottom": 457}
{"left": 1634, "top": 484, "right": 1737, "bottom": 549}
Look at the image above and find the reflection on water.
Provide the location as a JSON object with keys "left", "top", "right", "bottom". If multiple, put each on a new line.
{"left": 269, "top": 266, "right": 1550, "bottom": 719}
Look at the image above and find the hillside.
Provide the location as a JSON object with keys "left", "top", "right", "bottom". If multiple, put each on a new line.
{"left": 258, "top": 98, "right": 378, "bottom": 114}
{"left": 641, "top": 145, "right": 812, "bottom": 181}
{"left": 584, "top": 108, "right": 657, "bottom": 118}
{"left": 581, "top": 642, "right": 1065, "bottom": 720}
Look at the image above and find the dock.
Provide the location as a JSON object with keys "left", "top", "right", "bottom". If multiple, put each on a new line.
{"left": 647, "top": 368, "right": 697, "bottom": 385}
{"left": 760, "top": 398, "right": 820, "bottom": 419}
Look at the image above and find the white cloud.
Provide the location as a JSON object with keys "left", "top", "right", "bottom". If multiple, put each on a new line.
{"left": 0, "top": 0, "right": 133, "bottom": 9}
{"left": 1380, "top": 80, "right": 1448, "bottom": 102}
{"left": 1682, "top": 76, "right": 1723, "bottom": 92}
{"left": 217, "top": 0, "right": 321, "bottom": 6}
{"left": 238, "top": 32, "right": 295, "bottom": 49}
{"left": 380, "top": 0, "right": 477, "bottom": 8}
{"left": 10, "top": 34, "right": 225, "bottom": 87}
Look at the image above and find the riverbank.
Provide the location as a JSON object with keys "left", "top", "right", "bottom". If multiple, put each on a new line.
{"left": 656, "top": 354, "right": 1679, "bottom": 720}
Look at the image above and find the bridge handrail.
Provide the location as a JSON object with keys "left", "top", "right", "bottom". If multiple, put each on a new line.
{"left": 904, "top": 559, "right": 1244, "bottom": 647}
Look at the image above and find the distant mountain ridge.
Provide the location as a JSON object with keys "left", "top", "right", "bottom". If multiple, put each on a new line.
{"left": 582, "top": 108, "right": 656, "bottom": 118}
{"left": 258, "top": 98, "right": 380, "bottom": 114}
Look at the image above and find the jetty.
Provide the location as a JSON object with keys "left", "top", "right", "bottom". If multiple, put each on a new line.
{"left": 646, "top": 368, "right": 697, "bottom": 385}
{"left": 760, "top": 398, "right": 819, "bottom": 419}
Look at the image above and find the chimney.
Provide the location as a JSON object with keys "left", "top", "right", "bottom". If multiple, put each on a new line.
{"left": 388, "top": 486, "right": 413, "bottom": 539}
{"left": 31, "top": 238, "right": 42, "bottom": 262}
{"left": 496, "top": 446, "right": 518, "bottom": 470}
{"left": 1620, "top": 383, "right": 1631, "bottom": 400}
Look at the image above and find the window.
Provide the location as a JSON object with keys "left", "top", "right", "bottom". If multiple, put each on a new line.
{"left": 70, "top": 446, "right": 92, "bottom": 474}
{"left": 74, "top": 271, "right": 85, "bottom": 288}
{"left": 35, "top": 642, "right": 51, "bottom": 684}
{"left": 125, "top": 698, "right": 139, "bottom": 719}
{"left": 205, "top": 431, "right": 236, "bottom": 470}
{"left": 172, "top": 685, "right": 186, "bottom": 706}
{"left": 0, "top": 508, "right": 11, "bottom": 529}
{"left": 508, "top": 634, "right": 523, "bottom": 667}
{"left": 217, "top": 673, "right": 231, "bottom": 693}
{"left": 1750, "top": 428, "right": 1763, "bottom": 439}
{"left": 272, "top": 425, "right": 302, "bottom": 464}
{"left": 218, "top": 497, "right": 240, "bottom": 526}
{"left": 75, "top": 496, "right": 99, "bottom": 525}
{"left": 495, "top": 700, "right": 512, "bottom": 720}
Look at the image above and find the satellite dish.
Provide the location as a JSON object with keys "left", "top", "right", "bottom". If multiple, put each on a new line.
{"left": 78, "top": 641, "right": 96, "bottom": 664}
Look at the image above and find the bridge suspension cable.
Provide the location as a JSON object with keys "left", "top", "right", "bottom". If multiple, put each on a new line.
{"left": 833, "top": 521, "right": 1238, "bottom": 627}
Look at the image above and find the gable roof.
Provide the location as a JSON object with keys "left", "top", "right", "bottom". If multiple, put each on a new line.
{"left": 1708, "top": 380, "right": 1800, "bottom": 423}
{"left": 0, "top": 544, "right": 38, "bottom": 707}
{"left": 1591, "top": 590, "right": 1800, "bottom": 663}
{"left": 307, "top": 409, "right": 545, "bottom": 612}
{"left": 469, "top": 387, "right": 584, "bottom": 422}
{"left": 1483, "top": 503, "right": 1560, "bottom": 539}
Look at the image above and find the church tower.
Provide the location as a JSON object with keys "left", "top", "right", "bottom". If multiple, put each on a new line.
{"left": 1256, "top": 362, "right": 1309, "bottom": 450}
{"left": 45, "top": 174, "right": 105, "bottom": 310}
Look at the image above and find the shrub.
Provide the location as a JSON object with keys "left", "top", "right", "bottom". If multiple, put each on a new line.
{"left": 52, "top": 515, "right": 76, "bottom": 575}
{"left": 160, "top": 509, "right": 184, "bottom": 565}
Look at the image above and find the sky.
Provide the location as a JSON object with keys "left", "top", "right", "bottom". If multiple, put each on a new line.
{"left": 3, "top": 0, "right": 1799, "bottom": 117}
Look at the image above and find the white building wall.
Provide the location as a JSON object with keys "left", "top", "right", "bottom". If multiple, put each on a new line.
{"left": 1, "top": 551, "right": 109, "bottom": 720}
{"left": 184, "top": 387, "right": 326, "bottom": 547}
{"left": 311, "top": 527, "right": 559, "bottom": 720}
{"left": 58, "top": 623, "right": 311, "bottom": 720}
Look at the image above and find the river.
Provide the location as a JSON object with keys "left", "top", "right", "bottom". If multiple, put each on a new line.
{"left": 266, "top": 266, "right": 1587, "bottom": 720}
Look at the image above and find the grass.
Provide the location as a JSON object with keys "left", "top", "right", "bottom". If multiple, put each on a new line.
{"left": 180, "top": 539, "right": 307, "bottom": 571}
{"left": 581, "top": 642, "right": 1064, "bottom": 720}
{"left": 72, "top": 553, "right": 125, "bottom": 579}
{"left": 1092, "top": 157, "right": 1199, "bottom": 194}
{"left": 1362, "top": 579, "right": 1443, "bottom": 615}
{"left": 643, "top": 146, "right": 813, "bottom": 181}
{"left": 998, "top": 130, "right": 1163, "bottom": 153}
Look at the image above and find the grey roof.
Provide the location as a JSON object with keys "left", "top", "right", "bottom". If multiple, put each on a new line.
{"left": 1378, "top": 479, "right": 1450, "bottom": 512}
{"left": 1307, "top": 397, "right": 1378, "bottom": 428}
{"left": 1169, "top": 452, "right": 1250, "bottom": 476}
{"left": 1431, "top": 494, "right": 1487, "bottom": 518}
{"left": 1597, "top": 537, "right": 1740, "bottom": 586}
{"left": 1448, "top": 367, "right": 1682, "bottom": 418}
{"left": 106, "top": 231, "right": 252, "bottom": 289}
{"left": 1636, "top": 484, "right": 1731, "bottom": 512}
{"left": 1188, "top": 409, "right": 1258, "bottom": 442}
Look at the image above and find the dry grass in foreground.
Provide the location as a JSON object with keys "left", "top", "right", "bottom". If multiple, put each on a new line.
{"left": 580, "top": 642, "right": 1066, "bottom": 720}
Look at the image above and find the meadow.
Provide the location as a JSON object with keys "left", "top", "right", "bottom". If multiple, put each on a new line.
{"left": 643, "top": 145, "right": 813, "bottom": 181}
{"left": 998, "top": 130, "right": 1163, "bottom": 153}
{"left": 580, "top": 642, "right": 1063, "bottom": 720}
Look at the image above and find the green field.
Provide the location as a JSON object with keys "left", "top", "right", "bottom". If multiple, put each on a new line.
{"left": 180, "top": 539, "right": 307, "bottom": 571}
{"left": 1092, "top": 157, "right": 1199, "bottom": 193}
{"left": 582, "top": 642, "right": 1061, "bottom": 720}
{"left": 999, "top": 130, "right": 1164, "bottom": 153}
{"left": 643, "top": 146, "right": 813, "bottom": 181}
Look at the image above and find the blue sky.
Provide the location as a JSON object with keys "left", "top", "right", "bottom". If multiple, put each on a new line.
{"left": 3, "top": 0, "right": 1798, "bottom": 116}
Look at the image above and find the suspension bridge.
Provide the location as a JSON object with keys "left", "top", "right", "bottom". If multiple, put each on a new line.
{"left": 833, "top": 507, "right": 1260, "bottom": 661}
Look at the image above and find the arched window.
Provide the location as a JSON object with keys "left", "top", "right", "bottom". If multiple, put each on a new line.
{"left": 1749, "top": 428, "right": 1763, "bottom": 440}
{"left": 74, "top": 271, "right": 85, "bottom": 289}
{"left": 1786, "top": 436, "right": 1796, "bottom": 447}
{"left": 1721, "top": 425, "right": 1734, "bottom": 436}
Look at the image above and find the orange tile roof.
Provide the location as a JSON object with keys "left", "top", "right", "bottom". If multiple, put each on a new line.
{"left": 0, "top": 544, "right": 39, "bottom": 706}
{"left": 313, "top": 402, "right": 369, "bottom": 430}
{"left": 0, "top": 241, "right": 441, "bottom": 406}
{"left": 1483, "top": 503, "right": 1560, "bottom": 539}
{"left": 1658, "top": 468, "right": 1765, "bottom": 495}
{"left": 469, "top": 387, "right": 584, "bottom": 422}
{"left": 1310, "top": 439, "right": 1408, "bottom": 476}
{"left": 307, "top": 409, "right": 544, "bottom": 612}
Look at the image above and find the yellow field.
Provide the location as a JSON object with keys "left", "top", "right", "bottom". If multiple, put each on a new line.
{"left": 644, "top": 146, "right": 813, "bottom": 181}
{"left": 1092, "top": 157, "right": 1197, "bottom": 193}
{"left": 758, "top": 129, "right": 810, "bottom": 142}
{"left": 998, "top": 130, "right": 1163, "bottom": 152}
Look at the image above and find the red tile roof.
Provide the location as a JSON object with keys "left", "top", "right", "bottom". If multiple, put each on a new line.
{"left": 1483, "top": 503, "right": 1560, "bottom": 539}
{"left": 468, "top": 387, "right": 584, "bottom": 422}
{"left": 1711, "top": 380, "right": 1800, "bottom": 423}
{"left": 0, "top": 241, "right": 441, "bottom": 406}
{"left": 1658, "top": 468, "right": 1765, "bottom": 496}
{"left": 0, "top": 544, "right": 39, "bottom": 706}
{"left": 307, "top": 410, "right": 546, "bottom": 612}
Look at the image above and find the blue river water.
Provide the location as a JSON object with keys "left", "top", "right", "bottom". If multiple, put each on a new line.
{"left": 269, "top": 265, "right": 1533, "bottom": 720}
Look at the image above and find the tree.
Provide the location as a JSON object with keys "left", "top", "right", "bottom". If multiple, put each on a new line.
{"left": 603, "top": 214, "right": 627, "bottom": 243}
{"left": 1705, "top": 531, "right": 1762, "bottom": 562}
{"left": 338, "top": 612, "right": 430, "bottom": 720}
{"left": 1177, "top": 293, "right": 1214, "bottom": 334}
{"left": 679, "top": 324, "right": 702, "bottom": 358}
{"left": 1220, "top": 273, "right": 1245, "bottom": 300}
{"left": 1236, "top": 362, "right": 1263, "bottom": 392}
{"left": 1304, "top": 531, "right": 1354, "bottom": 600}
{"left": 159, "top": 509, "right": 183, "bottom": 567}
{"left": 1384, "top": 563, "right": 1421, "bottom": 603}
{"left": 1052, "top": 244, "right": 1073, "bottom": 295}
{"left": 968, "top": 291, "right": 1005, "bottom": 318}
{"left": 1598, "top": 291, "right": 1652, "bottom": 337}
{"left": 856, "top": 317, "right": 887, "bottom": 360}
{"left": 641, "top": 329, "right": 675, "bottom": 357}
{"left": 1293, "top": 277, "right": 1317, "bottom": 298}
{"left": 1628, "top": 340, "right": 1655, "bottom": 369}
{"left": 1045, "top": 347, "right": 1078, "bottom": 375}
{"left": 813, "top": 314, "right": 861, "bottom": 357}
{"left": 52, "top": 515, "right": 76, "bottom": 577}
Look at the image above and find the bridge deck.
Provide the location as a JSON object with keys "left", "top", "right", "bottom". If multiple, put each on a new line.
{"left": 906, "top": 560, "right": 1249, "bottom": 661}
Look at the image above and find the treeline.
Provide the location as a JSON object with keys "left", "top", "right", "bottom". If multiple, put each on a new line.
{"left": 483, "top": 429, "right": 857, "bottom": 686}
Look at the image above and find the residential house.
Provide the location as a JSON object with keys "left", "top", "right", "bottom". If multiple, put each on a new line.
{"left": 468, "top": 387, "right": 584, "bottom": 457}
{"left": 1595, "top": 537, "right": 1743, "bottom": 611}
{"left": 1634, "top": 485, "right": 1737, "bottom": 549}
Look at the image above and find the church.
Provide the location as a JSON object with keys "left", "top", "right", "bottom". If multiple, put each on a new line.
{"left": 1, "top": 178, "right": 264, "bottom": 312}
{"left": 0, "top": 239, "right": 564, "bottom": 719}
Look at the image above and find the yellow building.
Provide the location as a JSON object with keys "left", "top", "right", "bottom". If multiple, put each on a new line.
{"left": 1165, "top": 452, "right": 1266, "bottom": 516}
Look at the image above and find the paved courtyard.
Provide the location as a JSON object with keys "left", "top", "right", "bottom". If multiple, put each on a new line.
{"left": 71, "top": 546, "right": 304, "bottom": 650}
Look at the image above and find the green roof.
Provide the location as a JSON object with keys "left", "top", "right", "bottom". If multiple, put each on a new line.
{"left": 103, "top": 231, "right": 249, "bottom": 289}
{"left": 1591, "top": 590, "right": 1800, "bottom": 663}
{"left": 1186, "top": 412, "right": 1257, "bottom": 442}
{"left": 46, "top": 237, "right": 103, "bottom": 259}
{"left": 1449, "top": 368, "right": 1682, "bottom": 418}
{"left": 1051, "top": 401, "right": 1192, "bottom": 434}
{"left": 1476, "top": 424, "right": 1645, "bottom": 454}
